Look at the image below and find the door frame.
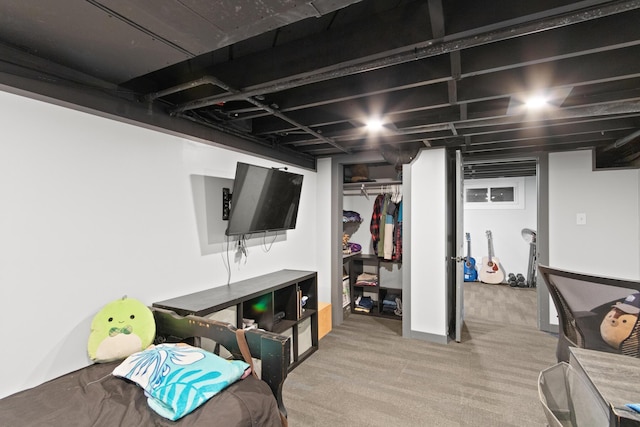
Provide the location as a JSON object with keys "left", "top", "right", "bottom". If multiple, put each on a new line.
{"left": 536, "top": 153, "right": 555, "bottom": 333}
{"left": 454, "top": 150, "right": 464, "bottom": 341}
{"left": 460, "top": 152, "right": 554, "bottom": 334}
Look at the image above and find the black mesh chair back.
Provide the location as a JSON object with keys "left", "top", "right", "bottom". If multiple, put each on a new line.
{"left": 538, "top": 265, "right": 640, "bottom": 362}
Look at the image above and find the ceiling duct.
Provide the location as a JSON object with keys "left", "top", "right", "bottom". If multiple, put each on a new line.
{"left": 595, "top": 128, "right": 640, "bottom": 169}
{"left": 380, "top": 145, "right": 421, "bottom": 179}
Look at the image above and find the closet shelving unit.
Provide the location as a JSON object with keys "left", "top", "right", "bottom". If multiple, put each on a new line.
{"left": 343, "top": 178, "right": 403, "bottom": 321}
{"left": 348, "top": 254, "right": 402, "bottom": 319}
{"left": 342, "top": 160, "right": 404, "bottom": 322}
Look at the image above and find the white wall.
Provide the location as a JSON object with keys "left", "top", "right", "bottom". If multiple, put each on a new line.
{"left": 0, "top": 89, "right": 318, "bottom": 398}
{"left": 464, "top": 176, "right": 537, "bottom": 279}
{"left": 549, "top": 150, "right": 640, "bottom": 278}
{"left": 547, "top": 149, "right": 640, "bottom": 326}
{"left": 407, "top": 149, "right": 448, "bottom": 340}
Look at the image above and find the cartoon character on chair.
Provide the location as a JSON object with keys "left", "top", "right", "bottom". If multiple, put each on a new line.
{"left": 600, "top": 292, "right": 640, "bottom": 349}
{"left": 88, "top": 296, "right": 155, "bottom": 363}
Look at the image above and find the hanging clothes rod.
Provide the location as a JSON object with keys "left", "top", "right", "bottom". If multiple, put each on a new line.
{"left": 344, "top": 180, "right": 401, "bottom": 189}
{"left": 343, "top": 181, "right": 402, "bottom": 197}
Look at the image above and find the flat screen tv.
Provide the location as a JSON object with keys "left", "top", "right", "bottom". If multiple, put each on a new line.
{"left": 226, "top": 162, "right": 304, "bottom": 236}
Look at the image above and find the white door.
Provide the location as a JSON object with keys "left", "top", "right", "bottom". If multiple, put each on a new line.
{"left": 404, "top": 148, "right": 462, "bottom": 343}
{"left": 454, "top": 150, "right": 464, "bottom": 342}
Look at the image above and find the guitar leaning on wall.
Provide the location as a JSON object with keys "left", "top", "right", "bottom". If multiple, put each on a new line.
{"left": 463, "top": 233, "right": 478, "bottom": 282}
{"left": 479, "top": 230, "right": 505, "bottom": 284}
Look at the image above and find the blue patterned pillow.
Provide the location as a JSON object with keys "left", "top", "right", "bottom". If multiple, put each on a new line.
{"left": 112, "top": 343, "right": 250, "bottom": 420}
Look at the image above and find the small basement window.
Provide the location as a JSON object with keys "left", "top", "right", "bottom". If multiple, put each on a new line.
{"left": 464, "top": 178, "right": 524, "bottom": 209}
{"left": 490, "top": 186, "right": 514, "bottom": 202}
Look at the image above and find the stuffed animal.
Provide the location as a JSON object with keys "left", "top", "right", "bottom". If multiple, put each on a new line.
{"left": 600, "top": 292, "right": 640, "bottom": 349}
{"left": 88, "top": 296, "right": 156, "bottom": 363}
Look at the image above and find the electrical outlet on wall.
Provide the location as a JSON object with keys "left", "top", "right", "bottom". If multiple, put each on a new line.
{"left": 576, "top": 213, "right": 587, "bottom": 225}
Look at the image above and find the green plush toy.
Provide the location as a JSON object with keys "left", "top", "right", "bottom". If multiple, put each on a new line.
{"left": 88, "top": 296, "right": 156, "bottom": 363}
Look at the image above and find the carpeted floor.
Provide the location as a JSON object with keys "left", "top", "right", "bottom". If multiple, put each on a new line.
{"left": 282, "top": 282, "right": 557, "bottom": 426}
{"left": 463, "top": 281, "right": 538, "bottom": 328}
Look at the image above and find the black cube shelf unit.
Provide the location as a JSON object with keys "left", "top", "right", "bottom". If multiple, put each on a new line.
{"left": 347, "top": 254, "right": 403, "bottom": 320}
{"left": 153, "top": 269, "right": 318, "bottom": 371}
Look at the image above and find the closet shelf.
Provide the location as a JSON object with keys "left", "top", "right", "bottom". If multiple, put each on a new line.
{"left": 343, "top": 180, "right": 402, "bottom": 196}
{"left": 343, "top": 180, "right": 401, "bottom": 189}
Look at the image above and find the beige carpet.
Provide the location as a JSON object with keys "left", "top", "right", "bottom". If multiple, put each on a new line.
{"left": 464, "top": 281, "right": 538, "bottom": 328}
{"left": 282, "top": 282, "right": 557, "bottom": 426}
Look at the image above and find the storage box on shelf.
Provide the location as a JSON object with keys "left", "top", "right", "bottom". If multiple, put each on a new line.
{"left": 348, "top": 254, "right": 402, "bottom": 320}
{"left": 153, "top": 269, "right": 318, "bottom": 371}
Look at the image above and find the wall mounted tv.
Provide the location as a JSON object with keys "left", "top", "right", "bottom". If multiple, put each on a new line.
{"left": 226, "top": 162, "right": 304, "bottom": 236}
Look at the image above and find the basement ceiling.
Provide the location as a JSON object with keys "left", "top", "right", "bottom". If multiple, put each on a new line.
{"left": 1, "top": 0, "right": 640, "bottom": 178}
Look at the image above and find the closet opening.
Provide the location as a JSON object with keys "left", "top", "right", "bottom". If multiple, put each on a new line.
{"left": 342, "top": 162, "right": 404, "bottom": 334}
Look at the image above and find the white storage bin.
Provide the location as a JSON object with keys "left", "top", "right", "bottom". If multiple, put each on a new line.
{"left": 298, "top": 317, "right": 312, "bottom": 355}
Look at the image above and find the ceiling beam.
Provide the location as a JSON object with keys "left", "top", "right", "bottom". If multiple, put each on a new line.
{"left": 169, "top": 0, "right": 640, "bottom": 114}
{"left": 145, "top": 75, "right": 350, "bottom": 153}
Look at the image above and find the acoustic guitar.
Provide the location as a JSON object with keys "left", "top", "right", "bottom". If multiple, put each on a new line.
{"left": 463, "top": 233, "right": 477, "bottom": 282}
{"left": 479, "top": 230, "right": 505, "bottom": 284}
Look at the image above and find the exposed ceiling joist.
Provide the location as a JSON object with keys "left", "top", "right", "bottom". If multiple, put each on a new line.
{"left": 0, "top": 0, "right": 638, "bottom": 176}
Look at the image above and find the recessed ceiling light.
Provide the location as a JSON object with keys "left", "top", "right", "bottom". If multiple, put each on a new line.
{"left": 365, "top": 117, "right": 384, "bottom": 132}
{"left": 506, "top": 87, "right": 573, "bottom": 115}
{"left": 525, "top": 95, "right": 549, "bottom": 109}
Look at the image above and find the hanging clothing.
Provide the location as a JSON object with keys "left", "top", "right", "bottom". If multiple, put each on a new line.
{"left": 394, "top": 201, "right": 403, "bottom": 261}
{"left": 370, "top": 193, "right": 403, "bottom": 260}
{"left": 370, "top": 194, "right": 384, "bottom": 255}
{"left": 383, "top": 221, "right": 394, "bottom": 259}
{"left": 382, "top": 198, "right": 394, "bottom": 259}
{"left": 379, "top": 194, "right": 390, "bottom": 256}
{"left": 370, "top": 187, "right": 403, "bottom": 261}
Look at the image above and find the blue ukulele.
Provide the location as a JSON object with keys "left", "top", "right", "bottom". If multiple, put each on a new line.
{"left": 464, "top": 233, "right": 478, "bottom": 282}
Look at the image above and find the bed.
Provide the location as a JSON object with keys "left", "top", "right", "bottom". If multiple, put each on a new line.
{"left": 0, "top": 307, "right": 290, "bottom": 426}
